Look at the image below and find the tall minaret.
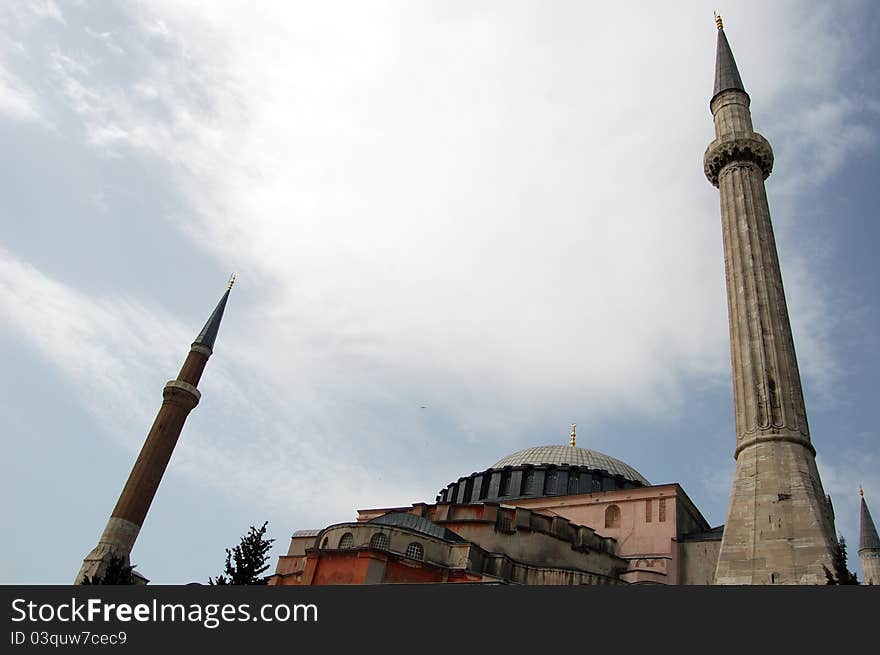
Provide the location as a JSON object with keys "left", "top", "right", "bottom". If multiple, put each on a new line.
{"left": 859, "top": 487, "right": 880, "bottom": 585}
{"left": 75, "top": 278, "right": 234, "bottom": 583}
{"left": 703, "top": 17, "right": 837, "bottom": 584}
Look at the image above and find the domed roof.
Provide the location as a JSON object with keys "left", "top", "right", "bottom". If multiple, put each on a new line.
{"left": 491, "top": 445, "right": 650, "bottom": 486}
{"left": 370, "top": 512, "right": 464, "bottom": 542}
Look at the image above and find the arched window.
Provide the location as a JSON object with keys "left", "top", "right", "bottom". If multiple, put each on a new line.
{"left": 405, "top": 542, "right": 424, "bottom": 560}
{"left": 522, "top": 469, "right": 535, "bottom": 495}
{"left": 463, "top": 477, "right": 474, "bottom": 503}
{"left": 370, "top": 532, "right": 389, "bottom": 550}
{"left": 604, "top": 504, "right": 621, "bottom": 528}
{"left": 338, "top": 532, "right": 354, "bottom": 549}
{"left": 544, "top": 469, "right": 558, "bottom": 495}
{"left": 478, "top": 475, "right": 491, "bottom": 500}
{"left": 320, "top": 537, "right": 329, "bottom": 549}
{"left": 499, "top": 471, "right": 511, "bottom": 496}
{"left": 567, "top": 472, "right": 579, "bottom": 495}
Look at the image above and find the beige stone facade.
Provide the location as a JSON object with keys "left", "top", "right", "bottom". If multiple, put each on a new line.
{"left": 705, "top": 32, "right": 838, "bottom": 583}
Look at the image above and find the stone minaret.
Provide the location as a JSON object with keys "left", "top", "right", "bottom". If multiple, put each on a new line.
{"left": 75, "top": 279, "right": 234, "bottom": 583}
{"left": 703, "top": 17, "right": 837, "bottom": 584}
{"left": 859, "top": 487, "right": 880, "bottom": 585}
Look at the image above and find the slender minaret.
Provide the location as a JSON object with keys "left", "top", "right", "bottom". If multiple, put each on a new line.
{"left": 704, "top": 16, "right": 837, "bottom": 584}
{"left": 859, "top": 487, "right": 880, "bottom": 585}
{"left": 75, "top": 278, "right": 235, "bottom": 583}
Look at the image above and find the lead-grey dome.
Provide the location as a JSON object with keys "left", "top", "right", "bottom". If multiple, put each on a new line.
{"left": 492, "top": 445, "right": 650, "bottom": 486}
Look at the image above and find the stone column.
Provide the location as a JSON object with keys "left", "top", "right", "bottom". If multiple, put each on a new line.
{"left": 705, "top": 85, "right": 837, "bottom": 584}
{"left": 74, "top": 346, "right": 209, "bottom": 583}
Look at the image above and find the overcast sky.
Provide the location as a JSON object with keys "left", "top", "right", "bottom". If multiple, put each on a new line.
{"left": 1, "top": 0, "right": 878, "bottom": 584}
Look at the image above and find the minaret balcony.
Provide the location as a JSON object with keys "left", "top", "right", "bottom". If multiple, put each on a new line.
{"left": 703, "top": 131, "right": 774, "bottom": 186}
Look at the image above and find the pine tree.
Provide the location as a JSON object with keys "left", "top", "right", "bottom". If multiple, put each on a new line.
{"left": 823, "top": 535, "right": 859, "bottom": 585}
{"left": 209, "top": 521, "right": 275, "bottom": 585}
{"left": 81, "top": 554, "right": 137, "bottom": 585}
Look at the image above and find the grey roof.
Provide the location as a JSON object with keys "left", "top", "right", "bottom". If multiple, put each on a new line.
{"left": 292, "top": 529, "right": 321, "bottom": 538}
{"left": 860, "top": 496, "right": 880, "bottom": 553}
{"left": 680, "top": 525, "right": 724, "bottom": 542}
{"left": 491, "top": 445, "right": 650, "bottom": 485}
{"left": 369, "top": 512, "right": 465, "bottom": 542}
{"left": 193, "top": 287, "right": 231, "bottom": 351}
{"left": 713, "top": 28, "right": 746, "bottom": 101}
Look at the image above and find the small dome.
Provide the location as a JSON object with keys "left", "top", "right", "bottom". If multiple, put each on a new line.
{"left": 370, "top": 512, "right": 464, "bottom": 542}
{"left": 491, "top": 445, "right": 649, "bottom": 486}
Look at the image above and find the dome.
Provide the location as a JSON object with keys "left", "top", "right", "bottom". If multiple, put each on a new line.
{"left": 370, "top": 512, "right": 464, "bottom": 542}
{"left": 491, "top": 445, "right": 650, "bottom": 486}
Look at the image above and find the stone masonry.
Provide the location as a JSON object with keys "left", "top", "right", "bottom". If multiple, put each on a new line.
{"left": 705, "top": 24, "right": 837, "bottom": 584}
{"left": 74, "top": 283, "right": 232, "bottom": 584}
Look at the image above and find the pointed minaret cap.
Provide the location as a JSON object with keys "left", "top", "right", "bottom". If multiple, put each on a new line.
{"left": 860, "top": 487, "right": 880, "bottom": 554}
{"left": 192, "top": 274, "right": 235, "bottom": 352}
{"left": 712, "top": 15, "right": 746, "bottom": 102}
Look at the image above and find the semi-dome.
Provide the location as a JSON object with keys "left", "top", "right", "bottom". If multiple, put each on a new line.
{"left": 492, "top": 445, "right": 649, "bottom": 486}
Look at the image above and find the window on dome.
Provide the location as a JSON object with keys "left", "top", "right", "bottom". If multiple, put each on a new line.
{"left": 522, "top": 470, "right": 535, "bottom": 495}
{"left": 339, "top": 533, "right": 354, "bottom": 549}
{"left": 499, "top": 471, "right": 511, "bottom": 496}
{"left": 405, "top": 542, "right": 424, "bottom": 560}
{"left": 370, "top": 533, "right": 389, "bottom": 550}
{"left": 544, "top": 469, "right": 558, "bottom": 495}
{"left": 605, "top": 504, "right": 621, "bottom": 528}
{"left": 463, "top": 477, "right": 474, "bottom": 503}
{"left": 567, "top": 473, "right": 579, "bottom": 495}
{"left": 478, "top": 475, "right": 491, "bottom": 500}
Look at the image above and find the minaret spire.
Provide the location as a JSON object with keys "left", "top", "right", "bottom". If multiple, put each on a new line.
{"left": 75, "top": 280, "right": 234, "bottom": 584}
{"left": 703, "top": 22, "right": 837, "bottom": 584}
{"left": 712, "top": 15, "right": 746, "bottom": 102}
{"left": 859, "top": 488, "right": 880, "bottom": 585}
{"left": 193, "top": 273, "right": 234, "bottom": 352}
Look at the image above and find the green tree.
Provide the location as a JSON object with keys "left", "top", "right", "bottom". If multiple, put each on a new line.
{"left": 823, "top": 535, "right": 859, "bottom": 585}
{"left": 209, "top": 521, "right": 275, "bottom": 585}
{"left": 80, "top": 554, "right": 137, "bottom": 585}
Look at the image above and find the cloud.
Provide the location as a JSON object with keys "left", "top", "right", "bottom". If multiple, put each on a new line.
{"left": 0, "top": 248, "right": 427, "bottom": 523}
{"left": 1, "top": 0, "right": 877, "bottom": 543}
{"left": 0, "top": 63, "right": 45, "bottom": 124}
{"left": 29, "top": 1, "right": 65, "bottom": 25}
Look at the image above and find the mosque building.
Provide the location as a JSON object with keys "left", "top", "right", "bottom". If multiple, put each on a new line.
{"left": 266, "top": 18, "right": 844, "bottom": 586}
{"left": 76, "top": 19, "right": 868, "bottom": 586}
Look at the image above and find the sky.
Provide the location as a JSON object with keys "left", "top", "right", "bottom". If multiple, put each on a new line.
{"left": 0, "top": 0, "right": 878, "bottom": 585}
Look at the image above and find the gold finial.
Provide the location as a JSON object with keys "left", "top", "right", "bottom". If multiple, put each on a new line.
{"left": 228, "top": 272, "right": 236, "bottom": 290}
{"left": 569, "top": 423, "right": 576, "bottom": 448}
{"left": 861, "top": 485, "right": 865, "bottom": 498}
{"left": 715, "top": 12, "right": 724, "bottom": 30}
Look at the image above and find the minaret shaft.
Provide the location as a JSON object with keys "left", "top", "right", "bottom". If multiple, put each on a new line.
{"left": 719, "top": 162, "right": 809, "bottom": 448}
{"left": 705, "top": 28, "right": 837, "bottom": 584}
{"left": 108, "top": 363, "right": 204, "bottom": 529}
{"left": 75, "top": 285, "right": 231, "bottom": 584}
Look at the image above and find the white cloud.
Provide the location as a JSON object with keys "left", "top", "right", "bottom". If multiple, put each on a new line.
{"left": 0, "top": 248, "right": 427, "bottom": 524}
{"left": 0, "top": 62, "right": 45, "bottom": 124}
{"left": 1, "top": 0, "right": 876, "bottom": 540}
{"left": 29, "top": 1, "right": 65, "bottom": 25}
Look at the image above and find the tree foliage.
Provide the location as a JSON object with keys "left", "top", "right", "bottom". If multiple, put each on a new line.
{"left": 209, "top": 521, "right": 275, "bottom": 585}
{"left": 81, "top": 554, "right": 137, "bottom": 585}
{"left": 823, "top": 535, "right": 859, "bottom": 585}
